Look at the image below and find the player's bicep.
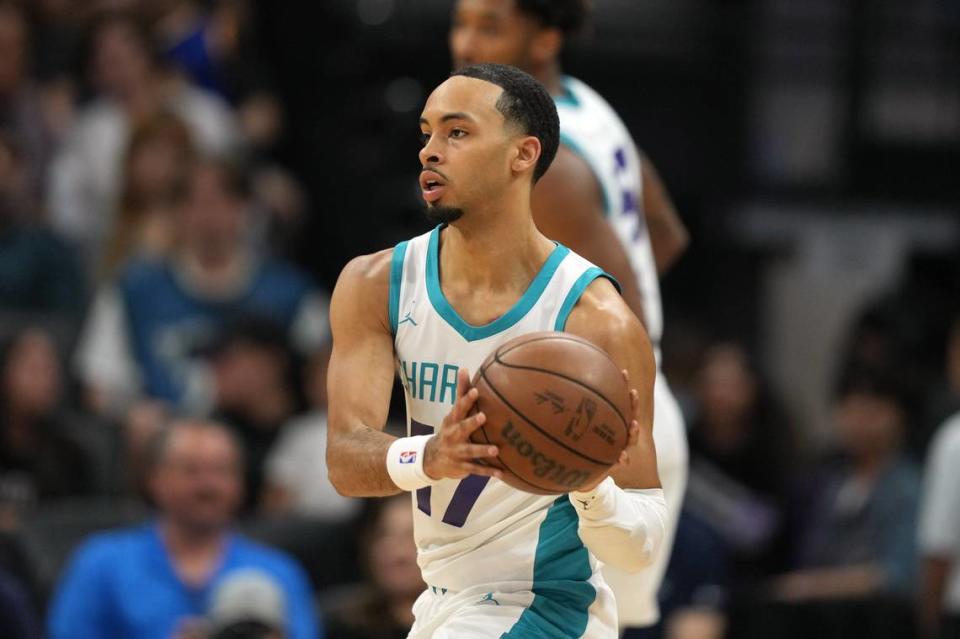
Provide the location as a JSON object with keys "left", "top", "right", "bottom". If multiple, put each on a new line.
{"left": 533, "top": 146, "right": 646, "bottom": 322}
{"left": 564, "top": 278, "right": 658, "bottom": 489}
{"left": 326, "top": 255, "right": 396, "bottom": 438}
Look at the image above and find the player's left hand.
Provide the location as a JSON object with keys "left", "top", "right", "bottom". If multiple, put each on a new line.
{"left": 573, "top": 369, "right": 641, "bottom": 493}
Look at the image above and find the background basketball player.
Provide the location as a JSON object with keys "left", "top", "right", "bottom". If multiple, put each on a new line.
{"left": 326, "top": 63, "right": 668, "bottom": 638}
{"left": 449, "top": 0, "right": 690, "bottom": 630}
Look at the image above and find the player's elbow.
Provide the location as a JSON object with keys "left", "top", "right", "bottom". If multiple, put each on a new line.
{"left": 620, "top": 539, "right": 659, "bottom": 574}
{"left": 325, "top": 439, "right": 357, "bottom": 497}
{"left": 587, "top": 535, "right": 656, "bottom": 574}
{"left": 326, "top": 464, "right": 353, "bottom": 497}
{"left": 618, "top": 556, "right": 651, "bottom": 575}
{"left": 579, "top": 518, "right": 665, "bottom": 574}
{"left": 327, "top": 463, "right": 370, "bottom": 498}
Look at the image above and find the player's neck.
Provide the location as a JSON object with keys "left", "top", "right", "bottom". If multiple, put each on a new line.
{"left": 532, "top": 61, "right": 564, "bottom": 97}
{"left": 440, "top": 208, "right": 553, "bottom": 293}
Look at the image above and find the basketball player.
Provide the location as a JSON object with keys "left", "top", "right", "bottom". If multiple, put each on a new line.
{"left": 327, "top": 64, "right": 667, "bottom": 638}
{"left": 450, "top": 0, "right": 690, "bottom": 628}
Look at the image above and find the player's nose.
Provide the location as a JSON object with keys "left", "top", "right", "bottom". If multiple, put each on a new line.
{"left": 419, "top": 139, "right": 442, "bottom": 167}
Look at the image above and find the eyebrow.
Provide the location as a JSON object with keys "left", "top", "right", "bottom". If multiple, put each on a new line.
{"left": 419, "top": 112, "right": 475, "bottom": 126}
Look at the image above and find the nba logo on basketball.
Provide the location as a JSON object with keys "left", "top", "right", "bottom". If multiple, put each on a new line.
{"left": 399, "top": 451, "right": 417, "bottom": 464}
{"left": 565, "top": 397, "right": 598, "bottom": 441}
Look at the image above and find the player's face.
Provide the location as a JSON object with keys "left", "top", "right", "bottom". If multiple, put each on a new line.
{"left": 450, "top": 0, "right": 540, "bottom": 71}
{"left": 418, "top": 76, "right": 517, "bottom": 222}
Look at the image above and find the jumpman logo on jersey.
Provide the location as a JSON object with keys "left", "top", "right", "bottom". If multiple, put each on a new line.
{"left": 399, "top": 299, "right": 418, "bottom": 326}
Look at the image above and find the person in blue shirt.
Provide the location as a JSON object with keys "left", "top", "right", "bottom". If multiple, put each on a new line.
{"left": 75, "top": 157, "right": 329, "bottom": 418}
{"left": 47, "top": 419, "right": 321, "bottom": 639}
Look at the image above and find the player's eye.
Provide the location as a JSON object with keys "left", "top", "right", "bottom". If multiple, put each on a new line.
{"left": 419, "top": 132, "right": 431, "bottom": 146}
{"left": 450, "top": 129, "right": 467, "bottom": 139}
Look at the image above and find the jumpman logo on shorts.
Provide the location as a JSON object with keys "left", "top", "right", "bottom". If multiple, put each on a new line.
{"left": 479, "top": 592, "right": 500, "bottom": 606}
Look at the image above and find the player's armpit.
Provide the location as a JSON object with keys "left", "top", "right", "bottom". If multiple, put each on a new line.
{"left": 640, "top": 153, "right": 688, "bottom": 275}
{"left": 326, "top": 249, "right": 404, "bottom": 497}
{"left": 563, "top": 277, "right": 659, "bottom": 491}
{"left": 532, "top": 145, "right": 648, "bottom": 325}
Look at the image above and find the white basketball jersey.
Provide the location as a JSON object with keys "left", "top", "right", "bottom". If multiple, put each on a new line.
{"left": 390, "top": 226, "right": 616, "bottom": 633}
{"left": 554, "top": 76, "right": 663, "bottom": 349}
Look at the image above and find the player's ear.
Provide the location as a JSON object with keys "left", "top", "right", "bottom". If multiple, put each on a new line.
{"left": 531, "top": 28, "right": 562, "bottom": 65}
{"left": 512, "top": 136, "right": 541, "bottom": 176}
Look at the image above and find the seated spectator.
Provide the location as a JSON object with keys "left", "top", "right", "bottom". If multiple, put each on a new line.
{"left": 918, "top": 409, "right": 960, "bottom": 638}
{"left": 773, "top": 368, "right": 920, "bottom": 601}
{"left": 153, "top": 0, "right": 249, "bottom": 102}
{"left": 0, "top": 566, "right": 39, "bottom": 639}
{"left": 262, "top": 345, "right": 360, "bottom": 521}
{"left": 923, "top": 314, "right": 960, "bottom": 452}
{"left": 47, "top": 419, "right": 320, "bottom": 639}
{"left": 684, "top": 342, "right": 795, "bottom": 581}
{"left": 206, "top": 569, "right": 291, "bottom": 639}
{"left": 0, "top": 131, "right": 84, "bottom": 320}
{"left": 322, "top": 494, "right": 423, "bottom": 639}
{"left": 0, "top": 327, "right": 96, "bottom": 530}
{"left": 210, "top": 317, "right": 303, "bottom": 513}
{"left": 76, "top": 156, "right": 328, "bottom": 417}
{"left": 99, "top": 109, "right": 195, "bottom": 281}
{"left": 0, "top": 1, "right": 56, "bottom": 215}
{"left": 47, "top": 10, "right": 238, "bottom": 271}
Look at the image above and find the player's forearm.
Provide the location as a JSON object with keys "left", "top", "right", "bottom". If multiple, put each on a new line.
{"left": 570, "top": 478, "right": 667, "bottom": 573}
{"left": 648, "top": 215, "right": 688, "bottom": 275}
{"left": 641, "top": 155, "right": 688, "bottom": 275}
{"left": 327, "top": 425, "right": 403, "bottom": 497}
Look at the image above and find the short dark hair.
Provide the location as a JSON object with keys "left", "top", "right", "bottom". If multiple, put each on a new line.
{"left": 835, "top": 366, "right": 910, "bottom": 413}
{"left": 145, "top": 419, "right": 245, "bottom": 474}
{"left": 515, "top": 0, "right": 591, "bottom": 38}
{"left": 451, "top": 63, "right": 559, "bottom": 183}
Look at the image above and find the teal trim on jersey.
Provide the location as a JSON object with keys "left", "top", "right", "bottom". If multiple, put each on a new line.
{"left": 426, "top": 226, "right": 569, "bottom": 342}
{"left": 388, "top": 240, "right": 409, "bottom": 334}
{"left": 503, "top": 497, "right": 596, "bottom": 638}
{"left": 558, "top": 131, "right": 612, "bottom": 217}
{"left": 554, "top": 77, "right": 582, "bottom": 108}
{"left": 554, "top": 267, "right": 621, "bottom": 332}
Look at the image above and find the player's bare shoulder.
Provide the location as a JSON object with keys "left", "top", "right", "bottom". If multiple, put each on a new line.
{"left": 564, "top": 276, "right": 654, "bottom": 373}
{"left": 330, "top": 248, "right": 394, "bottom": 334}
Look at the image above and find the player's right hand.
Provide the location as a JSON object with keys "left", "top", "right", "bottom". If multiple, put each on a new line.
{"left": 422, "top": 367, "right": 502, "bottom": 481}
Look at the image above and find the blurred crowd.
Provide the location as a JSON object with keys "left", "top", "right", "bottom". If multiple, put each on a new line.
{"left": 0, "top": 1, "right": 957, "bottom": 639}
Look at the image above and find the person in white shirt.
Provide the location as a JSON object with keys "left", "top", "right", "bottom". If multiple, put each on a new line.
{"left": 263, "top": 347, "right": 360, "bottom": 521}
{"left": 919, "top": 411, "right": 960, "bottom": 638}
{"left": 48, "top": 12, "right": 238, "bottom": 272}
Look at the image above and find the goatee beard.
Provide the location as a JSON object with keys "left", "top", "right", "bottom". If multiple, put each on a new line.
{"left": 424, "top": 205, "right": 464, "bottom": 225}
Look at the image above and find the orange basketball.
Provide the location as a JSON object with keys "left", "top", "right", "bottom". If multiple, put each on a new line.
{"left": 470, "top": 331, "right": 631, "bottom": 495}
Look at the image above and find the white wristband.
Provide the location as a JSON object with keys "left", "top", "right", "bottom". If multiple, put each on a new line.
{"left": 386, "top": 435, "right": 440, "bottom": 491}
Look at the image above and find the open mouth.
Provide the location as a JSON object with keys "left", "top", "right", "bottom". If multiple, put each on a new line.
{"left": 420, "top": 170, "right": 447, "bottom": 202}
